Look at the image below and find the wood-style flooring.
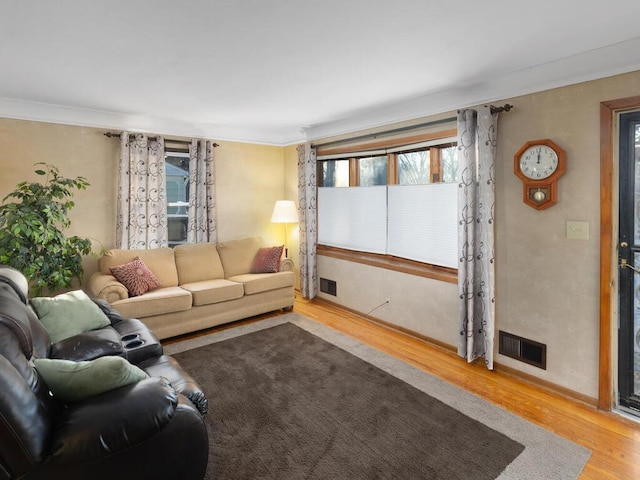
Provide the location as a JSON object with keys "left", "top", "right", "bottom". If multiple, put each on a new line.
{"left": 165, "top": 296, "right": 640, "bottom": 479}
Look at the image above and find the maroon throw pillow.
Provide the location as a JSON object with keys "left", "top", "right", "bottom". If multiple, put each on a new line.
{"left": 250, "top": 246, "right": 284, "bottom": 274}
{"left": 110, "top": 256, "right": 161, "bottom": 297}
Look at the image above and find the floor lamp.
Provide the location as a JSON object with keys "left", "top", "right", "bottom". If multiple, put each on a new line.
{"left": 271, "top": 200, "right": 298, "bottom": 258}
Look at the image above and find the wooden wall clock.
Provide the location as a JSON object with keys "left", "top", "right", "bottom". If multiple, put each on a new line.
{"left": 514, "top": 139, "right": 566, "bottom": 210}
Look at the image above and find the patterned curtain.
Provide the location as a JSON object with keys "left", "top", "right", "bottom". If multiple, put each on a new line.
{"left": 116, "top": 132, "right": 168, "bottom": 249}
{"left": 297, "top": 143, "right": 318, "bottom": 299}
{"left": 187, "top": 139, "right": 217, "bottom": 243}
{"left": 457, "top": 106, "right": 498, "bottom": 369}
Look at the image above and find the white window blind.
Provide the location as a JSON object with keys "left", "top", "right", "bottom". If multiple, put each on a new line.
{"left": 387, "top": 183, "right": 458, "bottom": 268}
{"left": 318, "top": 186, "right": 387, "bottom": 254}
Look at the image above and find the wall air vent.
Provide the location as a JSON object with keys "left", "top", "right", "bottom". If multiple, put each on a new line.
{"left": 319, "top": 278, "right": 337, "bottom": 296}
{"left": 498, "top": 331, "right": 546, "bottom": 370}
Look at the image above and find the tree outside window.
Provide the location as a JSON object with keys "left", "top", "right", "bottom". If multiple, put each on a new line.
{"left": 359, "top": 156, "right": 388, "bottom": 186}
{"left": 398, "top": 150, "right": 430, "bottom": 185}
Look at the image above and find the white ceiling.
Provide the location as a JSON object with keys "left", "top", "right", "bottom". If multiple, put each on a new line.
{"left": 1, "top": 0, "right": 640, "bottom": 145}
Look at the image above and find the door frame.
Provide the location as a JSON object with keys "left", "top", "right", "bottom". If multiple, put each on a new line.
{"left": 599, "top": 95, "right": 640, "bottom": 411}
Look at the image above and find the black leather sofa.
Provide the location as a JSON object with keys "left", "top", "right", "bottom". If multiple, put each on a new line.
{"left": 0, "top": 267, "right": 209, "bottom": 480}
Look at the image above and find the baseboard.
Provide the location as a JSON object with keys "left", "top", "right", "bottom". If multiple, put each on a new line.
{"left": 493, "top": 363, "right": 598, "bottom": 408}
{"left": 311, "top": 296, "right": 457, "bottom": 353}
{"left": 311, "top": 296, "right": 598, "bottom": 408}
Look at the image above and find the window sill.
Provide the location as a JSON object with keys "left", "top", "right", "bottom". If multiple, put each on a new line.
{"left": 317, "top": 245, "right": 457, "bottom": 284}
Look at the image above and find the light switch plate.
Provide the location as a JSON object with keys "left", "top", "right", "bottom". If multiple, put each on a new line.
{"left": 566, "top": 221, "right": 589, "bottom": 240}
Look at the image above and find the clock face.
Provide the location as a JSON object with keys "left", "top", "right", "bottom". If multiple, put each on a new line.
{"left": 519, "top": 145, "right": 559, "bottom": 180}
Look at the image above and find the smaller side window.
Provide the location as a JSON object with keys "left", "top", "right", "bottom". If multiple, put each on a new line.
{"left": 166, "top": 151, "right": 190, "bottom": 246}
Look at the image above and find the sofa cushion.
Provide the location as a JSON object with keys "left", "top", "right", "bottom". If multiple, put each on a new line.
{"left": 228, "top": 271, "right": 295, "bottom": 295}
{"left": 174, "top": 243, "right": 225, "bottom": 284}
{"left": 181, "top": 279, "right": 244, "bottom": 306}
{"left": 216, "top": 236, "right": 264, "bottom": 278}
{"left": 250, "top": 245, "right": 284, "bottom": 273}
{"left": 112, "top": 287, "right": 192, "bottom": 319}
{"left": 110, "top": 256, "right": 161, "bottom": 297}
{"left": 99, "top": 248, "right": 179, "bottom": 288}
{"left": 34, "top": 356, "right": 148, "bottom": 403}
{"left": 30, "top": 290, "right": 112, "bottom": 343}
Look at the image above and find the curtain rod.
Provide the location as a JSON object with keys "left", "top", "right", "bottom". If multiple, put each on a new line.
{"left": 312, "top": 103, "right": 513, "bottom": 149}
{"left": 103, "top": 132, "right": 219, "bottom": 147}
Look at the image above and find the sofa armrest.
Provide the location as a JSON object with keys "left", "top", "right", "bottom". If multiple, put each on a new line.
{"left": 280, "top": 258, "right": 294, "bottom": 272}
{"left": 49, "top": 377, "right": 181, "bottom": 464}
{"left": 40, "top": 377, "right": 208, "bottom": 480}
{"left": 49, "top": 328, "right": 124, "bottom": 361}
{"left": 88, "top": 272, "right": 129, "bottom": 303}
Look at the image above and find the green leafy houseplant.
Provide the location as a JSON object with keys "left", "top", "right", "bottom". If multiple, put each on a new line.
{"left": 0, "top": 163, "right": 93, "bottom": 296}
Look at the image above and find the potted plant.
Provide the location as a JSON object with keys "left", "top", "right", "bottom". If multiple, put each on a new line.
{"left": 0, "top": 163, "right": 93, "bottom": 296}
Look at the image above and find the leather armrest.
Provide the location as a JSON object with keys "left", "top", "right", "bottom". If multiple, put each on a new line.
{"left": 49, "top": 377, "right": 179, "bottom": 464}
{"left": 49, "top": 328, "right": 124, "bottom": 362}
{"left": 87, "top": 273, "right": 128, "bottom": 303}
{"left": 138, "top": 355, "right": 208, "bottom": 415}
{"left": 113, "top": 319, "right": 163, "bottom": 365}
{"left": 280, "top": 258, "right": 294, "bottom": 272}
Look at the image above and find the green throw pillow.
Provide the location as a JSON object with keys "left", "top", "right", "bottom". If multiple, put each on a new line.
{"left": 30, "top": 290, "right": 111, "bottom": 343}
{"left": 34, "top": 356, "right": 149, "bottom": 403}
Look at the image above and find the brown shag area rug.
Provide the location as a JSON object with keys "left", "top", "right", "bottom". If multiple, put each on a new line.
{"left": 168, "top": 314, "right": 590, "bottom": 479}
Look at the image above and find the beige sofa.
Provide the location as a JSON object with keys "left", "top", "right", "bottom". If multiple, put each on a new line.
{"left": 87, "top": 237, "right": 295, "bottom": 340}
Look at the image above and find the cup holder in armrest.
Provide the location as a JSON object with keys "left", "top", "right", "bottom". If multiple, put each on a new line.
{"left": 121, "top": 333, "right": 140, "bottom": 342}
{"left": 125, "top": 339, "right": 145, "bottom": 349}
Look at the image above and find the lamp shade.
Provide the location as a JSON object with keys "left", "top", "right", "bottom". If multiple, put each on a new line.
{"left": 271, "top": 200, "right": 299, "bottom": 223}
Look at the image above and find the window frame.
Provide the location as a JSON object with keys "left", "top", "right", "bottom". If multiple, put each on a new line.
{"left": 315, "top": 128, "right": 458, "bottom": 284}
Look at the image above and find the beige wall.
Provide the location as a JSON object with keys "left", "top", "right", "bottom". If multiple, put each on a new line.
{"left": 0, "top": 119, "right": 119, "bottom": 285}
{"left": 0, "top": 120, "right": 288, "bottom": 286}
{"left": 214, "top": 140, "right": 287, "bottom": 244}
{"left": 314, "top": 70, "right": 640, "bottom": 400}
{"left": 498, "top": 70, "right": 638, "bottom": 397}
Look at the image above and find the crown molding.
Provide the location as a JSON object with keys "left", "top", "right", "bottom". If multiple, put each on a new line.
{"left": 0, "top": 98, "right": 306, "bottom": 147}
{"left": 302, "top": 36, "right": 640, "bottom": 142}
{"left": 1, "top": 36, "right": 639, "bottom": 147}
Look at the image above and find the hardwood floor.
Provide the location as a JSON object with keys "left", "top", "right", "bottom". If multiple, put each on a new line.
{"left": 166, "top": 296, "right": 640, "bottom": 479}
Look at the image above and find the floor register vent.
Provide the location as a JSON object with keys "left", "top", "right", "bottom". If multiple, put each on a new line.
{"left": 498, "top": 331, "right": 546, "bottom": 370}
{"left": 320, "top": 278, "right": 337, "bottom": 296}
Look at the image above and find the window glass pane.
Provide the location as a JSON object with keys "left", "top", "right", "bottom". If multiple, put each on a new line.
{"left": 321, "top": 160, "right": 349, "bottom": 187}
{"left": 359, "top": 156, "right": 388, "bottom": 186}
{"left": 441, "top": 146, "right": 458, "bottom": 183}
{"left": 166, "top": 152, "right": 190, "bottom": 246}
{"left": 398, "top": 150, "right": 430, "bottom": 185}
